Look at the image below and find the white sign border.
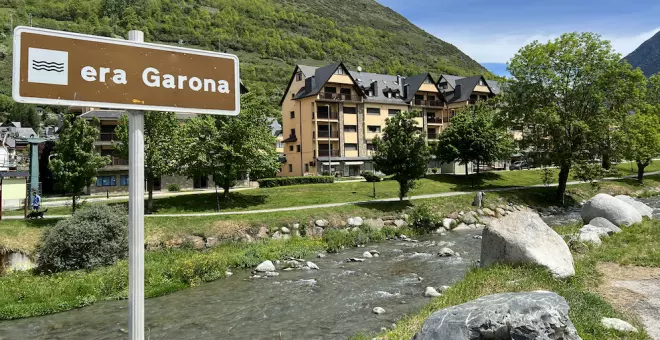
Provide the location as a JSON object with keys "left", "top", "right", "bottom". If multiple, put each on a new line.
{"left": 12, "top": 26, "right": 241, "bottom": 116}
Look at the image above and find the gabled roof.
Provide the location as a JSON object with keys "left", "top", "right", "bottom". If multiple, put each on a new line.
{"left": 403, "top": 73, "right": 441, "bottom": 102}
{"left": 438, "top": 74, "right": 463, "bottom": 90}
{"left": 443, "top": 75, "right": 496, "bottom": 103}
{"left": 280, "top": 62, "right": 365, "bottom": 105}
{"left": 486, "top": 80, "right": 501, "bottom": 95}
{"left": 349, "top": 70, "right": 408, "bottom": 105}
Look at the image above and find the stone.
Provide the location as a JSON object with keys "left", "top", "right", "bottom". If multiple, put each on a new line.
{"left": 271, "top": 231, "right": 283, "bottom": 240}
{"left": 581, "top": 193, "right": 643, "bottom": 227}
{"left": 348, "top": 217, "right": 364, "bottom": 226}
{"left": 281, "top": 227, "right": 290, "bottom": 234}
{"left": 372, "top": 307, "right": 386, "bottom": 315}
{"left": 438, "top": 247, "right": 456, "bottom": 257}
{"left": 188, "top": 236, "right": 205, "bottom": 249}
{"left": 424, "top": 287, "right": 442, "bottom": 297}
{"left": 412, "top": 291, "right": 580, "bottom": 340}
{"left": 369, "top": 250, "right": 380, "bottom": 255}
{"left": 282, "top": 234, "right": 291, "bottom": 240}
{"left": 476, "top": 223, "right": 486, "bottom": 228}
{"left": 453, "top": 223, "right": 470, "bottom": 231}
{"left": 438, "top": 285, "right": 450, "bottom": 293}
{"left": 588, "top": 217, "right": 622, "bottom": 233}
{"left": 578, "top": 231, "right": 602, "bottom": 245}
{"left": 308, "top": 226, "right": 324, "bottom": 237}
{"left": 255, "top": 260, "right": 276, "bottom": 272}
{"left": 240, "top": 233, "right": 254, "bottom": 243}
{"left": 481, "top": 211, "right": 575, "bottom": 278}
{"left": 482, "top": 208, "right": 496, "bottom": 217}
{"left": 257, "top": 226, "right": 269, "bottom": 239}
{"left": 363, "top": 251, "right": 374, "bottom": 258}
{"left": 468, "top": 224, "right": 476, "bottom": 229}
{"left": 292, "top": 223, "right": 300, "bottom": 230}
{"left": 601, "top": 317, "right": 638, "bottom": 333}
{"left": 263, "top": 271, "right": 279, "bottom": 277}
{"left": 580, "top": 224, "right": 611, "bottom": 237}
{"left": 284, "top": 260, "right": 302, "bottom": 269}
{"left": 495, "top": 207, "right": 506, "bottom": 217}
{"left": 315, "top": 219, "right": 329, "bottom": 227}
{"left": 473, "top": 235, "right": 482, "bottom": 239}
{"left": 477, "top": 209, "right": 485, "bottom": 216}
{"left": 373, "top": 253, "right": 380, "bottom": 257}
{"left": 462, "top": 213, "right": 477, "bottom": 224}
{"left": 363, "top": 218, "right": 385, "bottom": 229}
{"left": 317, "top": 253, "right": 326, "bottom": 258}
{"left": 442, "top": 218, "right": 455, "bottom": 230}
{"left": 448, "top": 212, "right": 459, "bottom": 219}
{"left": 205, "top": 237, "right": 218, "bottom": 248}
{"left": 347, "top": 258, "right": 365, "bottom": 262}
{"left": 615, "top": 195, "right": 654, "bottom": 218}
{"left": 394, "top": 219, "right": 407, "bottom": 228}
{"left": 506, "top": 205, "right": 515, "bottom": 212}
{"left": 225, "top": 271, "right": 233, "bottom": 276}
{"left": 306, "top": 261, "right": 320, "bottom": 270}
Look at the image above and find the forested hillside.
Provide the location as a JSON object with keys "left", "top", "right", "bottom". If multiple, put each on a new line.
{"left": 0, "top": 0, "right": 488, "bottom": 118}
{"left": 625, "top": 30, "right": 660, "bottom": 77}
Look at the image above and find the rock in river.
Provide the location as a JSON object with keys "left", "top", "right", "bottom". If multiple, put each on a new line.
{"left": 424, "top": 287, "right": 441, "bottom": 297}
{"left": 581, "top": 193, "right": 642, "bottom": 227}
{"left": 412, "top": 291, "right": 581, "bottom": 340}
{"left": 372, "top": 307, "right": 386, "bottom": 315}
{"left": 615, "top": 195, "right": 654, "bottom": 218}
{"left": 306, "top": 261, "right": 319, "bottom": 270}
{"left": 438, "top": 247, "right": 456, "bottom": 257}
{"left": 481, "top": 211, "right": 575, "bottom": 278}
{"left": 255, "top": 260, "right": 276, "bottom": 272}
{"left": 347, "top": 258, "right": 365, "bottom": 262}
{"left": 362, "top": 251, "right": 373, "bottom": 258}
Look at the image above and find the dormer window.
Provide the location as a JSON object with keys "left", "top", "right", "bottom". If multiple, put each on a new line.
{"left": 478, "top": 80, "right": 484, "bottom": 86}
{"left": 296, "top": 72, "right": 303, "bottom": 81}
{"left": 368, "top": 90, "right": 374, "bottom": 97}
{"left": 423, "top": 77, "right": 432, "bottom": 84}
{"left": 387, "top": 92, "right": 392, "bottom": 98}
{"left": 335, "top": 68, "right": 344, "bottom": 75}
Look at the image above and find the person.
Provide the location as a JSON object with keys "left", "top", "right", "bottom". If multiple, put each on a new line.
{"left": 472, "top": 191, "right": 485, "bottom": 208}
{"left": 32, "top": 190, "right": 41, "bottom": 211}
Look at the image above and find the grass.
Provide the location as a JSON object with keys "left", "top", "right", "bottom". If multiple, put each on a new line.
{"left": 0, "top": 226, "right": 407, "bottom": 320}
{"left": 352, "top": 220, "right": 660, "bottom": 340}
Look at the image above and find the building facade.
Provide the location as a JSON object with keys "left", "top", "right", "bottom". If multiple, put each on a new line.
{"left": 278, "top": 62, "right": 500, "bottom": 177}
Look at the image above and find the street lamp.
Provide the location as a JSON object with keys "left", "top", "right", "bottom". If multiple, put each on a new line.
{"left": 209, "top": 150, "right": 220, "bottom": 212}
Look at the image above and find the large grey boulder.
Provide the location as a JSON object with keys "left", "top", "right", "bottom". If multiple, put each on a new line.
{"left": 255, "top": 260, "right": 276, "bottom": 272}
{"left": 615, "top": 195, "right": 654, "bottom": 218}
{"left": 588, "top": 217, "right": 622, "bottom": 234}
{"left": 581, "top": 194, "right": 642, "bottom": 227}
{"left": 481, "top": 211, "right": 575, "bottom": 278}
{"left": 413, "top": 291, "right": 581, "bottom": 340}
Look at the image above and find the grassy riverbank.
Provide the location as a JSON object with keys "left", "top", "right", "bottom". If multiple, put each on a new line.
{"left": 354, "top": 220, "right": 660, "bottom": 340}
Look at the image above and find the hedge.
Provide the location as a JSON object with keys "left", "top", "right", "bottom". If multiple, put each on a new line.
{"left": 258, "top": 176, "right": 334, "bottom": 188}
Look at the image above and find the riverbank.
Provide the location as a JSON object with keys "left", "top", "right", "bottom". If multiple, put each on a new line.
{"left": 355, "top": 219, "right": 660, "bottom": 340}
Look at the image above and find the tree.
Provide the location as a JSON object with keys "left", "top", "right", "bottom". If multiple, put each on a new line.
{"left": 8, "top": 103, "right": 40, "bottom": 129}
{"left": 436, "top": 101, "right": 513, "bottom": 175}
{"left": 648, "top": 73, "right": 660, "bottom": 107}
{"left": 178, "top": 93, "right": 280, "bottom": 208}
{"left": 372, "top": 111, "right": 430, "bottom": 200}
{"left": 503, "top": 32, "right": 646, "bottom": 202}
{"left": 618, "top": 113, "right": 660, "bottom": 183}
{"left": 115, "top": 111, "right": 180, "bottom": 213}
{"left": 49, "top": 115, "right": 109, "bottom": 213}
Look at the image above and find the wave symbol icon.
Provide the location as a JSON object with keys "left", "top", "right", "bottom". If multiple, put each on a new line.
{"left": 32, "top": 60, "right": 65, "bottom": 73}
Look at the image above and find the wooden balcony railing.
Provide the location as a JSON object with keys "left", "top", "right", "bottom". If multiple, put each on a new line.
{"left": 318, "top": 92, "right": 362, "bottom": 101}
{"left": 427, "top": 133, "right": 439, "bottom": 139}
{"left": 414, "top": 99, "right": 444, "bottom": 107}
{"left": 426, "top": 117, "right": 444, "bottom": 124}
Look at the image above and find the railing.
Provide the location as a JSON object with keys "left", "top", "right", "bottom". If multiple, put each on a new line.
{"left": 316, "top": 112, "right": 339, "bottom": 120}
{"left": 427, "top": 133, "right": 439, "bottom": 139}
{"left": 110, "top": 157, "right": 129, "bottom": 166}
{"left": 317, "top": 131, "right": 339, "bottom": 138}
{"left": 318, "top": 92, "right": 362, "bottom": 101}
{"left": 99, "top": 132, "right": 118, "bottom": 141}
{"left": 318, "top": 150, "right": 340, "bottom": 157}
{"left": 426, "top": 117, "right": 444, "bottom": 124}
{"left": 414, "top": 99, "right": 444, "bottom": 107}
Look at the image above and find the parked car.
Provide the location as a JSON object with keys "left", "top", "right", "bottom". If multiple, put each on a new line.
{"left": 510, "top": 161, "right": 528, "bottom": 170}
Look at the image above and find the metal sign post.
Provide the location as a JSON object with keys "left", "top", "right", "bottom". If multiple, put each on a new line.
{"left": 127, "top": 30, "right": 145, "bottom": 340}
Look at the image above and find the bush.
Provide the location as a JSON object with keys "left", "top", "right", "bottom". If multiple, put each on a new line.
{"left": 36, "top": 205, "right": 128, "bottom": 272}
{"left": 540, "top": 168, "right": 555, "bottom": 187}
{"left": 408, "top": 204, "right": 443, "bottom": 234}
{"left": 573, "top": 162, "right": 605, "bottom": 189}
{"left": 257, "top": 176, "right": 334, "bottom": 188}
{"left": 431, "top": 168, "right": 438, "bottom": 174}
{"left": 361, "top": 171, "right": 381, "bottom": 182}
{"left": 168, "top": 183, "right": 181, "bottom": 192}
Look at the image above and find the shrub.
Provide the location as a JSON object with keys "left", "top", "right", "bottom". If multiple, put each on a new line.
{"left": 36, "top": 205, "right": 128, "bottom": 272}
{"left": 257, "top": 176, "right": 334, "bottom": 188}
{"left": 573, "top": 162, "right": 604, "bottom": 190}
{"left": 361, "top": 171, "right": 381, "bottom": 182}
{"left": 168, "top": 183, "right": 181, "bottom": 192}
{"left": 540, "top": 168, "right": 555, "bottom": 187}
{"left": 431, "top": 168, "right": 438, "bottom": 174}
{"left": 408, "top": 204, "right": 442, "bottom": 234}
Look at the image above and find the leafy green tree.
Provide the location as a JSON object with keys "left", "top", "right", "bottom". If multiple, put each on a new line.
{"left": 49, "top": 115, "right": 110, "bottom": 213}
{"left": 8, "top": 103, "right": 40, "bottom": 129}
{"left": 372, "top": 111, "right": 429, "bottom": 200}
{"left": 115, "top": 111, "right": 180, "bottom": 213}
{"left": 178, "top": 93, "right": 280, "bottom": 207}
{"left": 618, "top": 113, "right": 660, "bottom": 183}
{"left": 503, "top": 32, "right": 645, "bottom": 202}
{"left": 436, "top": 101, "right": 514, "bottom": 175}
{"left": 648, "top": 73, "right": 660, "bottom": 107}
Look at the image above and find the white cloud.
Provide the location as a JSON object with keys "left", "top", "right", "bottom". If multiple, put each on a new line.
{"left": 432, "top": 27, "right": 660, "bottom": 64}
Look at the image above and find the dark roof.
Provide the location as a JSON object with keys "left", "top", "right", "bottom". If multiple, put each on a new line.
{"left": 403, "top": 73, "right": 439, "bottom": 102}
{"left": 0, "top": 171, "right": 29, "bottom": 178}
{"left": 486, "top": 80, "right": 501, "bottom": 95}
{"left": 438, "top": 75, "right": 462, "bottom": 90}
{"left": 443, "top": 75, "right": 496, "bottom": 103}
{"left": 349, "top": 70, "right": 409, "bottom": 105}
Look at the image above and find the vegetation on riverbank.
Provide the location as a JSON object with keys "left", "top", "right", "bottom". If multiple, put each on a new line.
{"left": 353, "top": 220, "right": 660, "bottom": 340}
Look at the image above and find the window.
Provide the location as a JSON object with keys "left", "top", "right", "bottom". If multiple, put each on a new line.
{"left": 290, "top": 111, "right": 295, "bottom": 119}
{"left": 296, "top": 145, "right": 301, "bottom": 152}
{"left": 288, "top": 164, "right": 293, "bottom": 172}
{"left": 296, "top": 72, "right": 303, "bottom": 81}
{"left": 423, "top": 77, "right": 432, "bottom": 84}
{"left": 292, "top": 93, "right": 295, "bottom": 99}
{"left": 387, "top": 92, "right": 392, "bottom": 98}
{"left": 289, "top": 145, "right": 294, "bottom": 152}
{"left": 367, "top": 108, "right": 380, "bottom": 115}
{"left": 340, "top": 88, "right": 351, "bottom": 95}
{"left": 305, "top": 164, "right": 309, "bottom": 172}
{"left": 388, "top": 109, "right": 401, "bottom": 116}
{"left": 335, "top": 68, "right": 344, "bottom": 75}
{"left": 120, "top": 175, "right": 129, "bottom": 186}
{"left": 367, "top": 143, "right": 375, "bottom": 151}
{"left": 96, "top": 175, "right": 117, "bottom": 187}
{"left": 415, "top": 94, "right": 424, "bottom": 101}
{"left": 276, "top": 142, "right": 284, "bottom": 148}
{"left": 343, "top": 106, "right": 356, "bottom": 114}
{"left": 451, "top": 109, "right": 456, "bottom": 116}
{"left": 325, "top": 86, "right": 337, "bottom": 93}
{"left": 428, "top": 95, "right": 435, "bottom": 101}
{"left": 345, "top": 143, "right": 358, "bottom": 151}
{"left": 368, "top": 90, "right": 374, "bottom": 97}
{"left": 290, "top": 128, "right": 296, "bottom": 136}
{"left": 344, "top": 125, "right": 357, "bottom": 132}
{"left": 478, "top": 80, "right": 484, "bottom": 86}
{"left": 367, "top": 125, "right": 381, "bottom": 133}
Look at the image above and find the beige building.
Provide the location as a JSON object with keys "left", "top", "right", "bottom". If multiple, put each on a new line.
{"left": 278, "top": 62, "right": 500, "bottom": 177}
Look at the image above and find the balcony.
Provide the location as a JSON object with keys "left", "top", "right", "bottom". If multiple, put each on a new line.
{"left": 413, "top": 99, "right": 444, "bottom": 107}
{"left": 426, "top": 117, "right": 444, "bottom": 124}
{"left": 316, "top": 112, "right": 339, "bottom": 120}
{"left": 427, "top": 133, "right": 439, "bottom": 140}
{"left": 99, "top": 132, "right": 118, "bottom": 142}
{"left": 316, "top": 131, "right": 339, "bottom": 139}
{"left": 318, "top": 92, "right": 362, "bottom": 102}
{"left": 111, "top": 157, "right": 129, "bottom": 166}
{"left": 318, "top": 150, "right": 340, "bottom": 157}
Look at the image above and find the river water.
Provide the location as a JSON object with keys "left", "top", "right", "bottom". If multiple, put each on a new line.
{"left": 2, "top": 196, "right": 658, "bottom": 340}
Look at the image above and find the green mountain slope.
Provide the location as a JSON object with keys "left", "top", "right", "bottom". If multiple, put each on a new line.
{"left": 625, "top": 30, "right": 660, "bottom": 77}
{"left": 0, "top": 0, "right": 488, "bottom": 114}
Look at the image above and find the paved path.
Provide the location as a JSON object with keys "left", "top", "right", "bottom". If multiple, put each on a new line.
{"left": 8, "top": 172, "right": 657, "bottom": 220}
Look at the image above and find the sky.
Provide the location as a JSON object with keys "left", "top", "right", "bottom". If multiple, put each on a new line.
{"left": 377, "top": 0, "right": 660, "bottom": 77}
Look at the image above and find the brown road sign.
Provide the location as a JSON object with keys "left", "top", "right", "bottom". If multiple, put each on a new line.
{"left": 12, "top": 26, "right": 240, "bottom": 115}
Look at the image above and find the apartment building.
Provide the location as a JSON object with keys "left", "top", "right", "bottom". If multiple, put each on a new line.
{"left": 278, "top": 62, "right": 500, "bottom": 177}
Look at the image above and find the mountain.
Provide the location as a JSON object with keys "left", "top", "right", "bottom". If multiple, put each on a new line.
{"left": 625, "top": 30, "right": 660, "bottom": 77}
{"left": 0, "top": 0, "right": 489, "bottom": 115}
